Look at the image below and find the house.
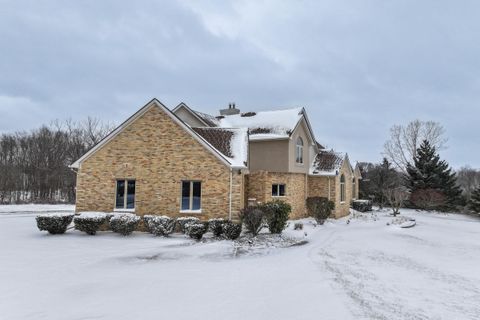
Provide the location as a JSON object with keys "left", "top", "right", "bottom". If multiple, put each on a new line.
{"left": 70, "top": 98, "right": 361, "bottom": 220}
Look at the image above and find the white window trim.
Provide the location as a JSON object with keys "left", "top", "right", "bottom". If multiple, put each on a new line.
{"left": 340, "top": 175, "right": 346, "bottom": 204}
{"left": 272, "top": 184, "right": 286, "bottom": 197}
{"left": 181, "top": 181, "right": 202, "bottom": 212}
{"left": 114, "top": 179, "right": 135, "bottom": 211}
{"left": 296, "top": 138, "right": 304, "bottom": 164}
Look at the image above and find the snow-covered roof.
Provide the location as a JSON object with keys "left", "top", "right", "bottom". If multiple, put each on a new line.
{"left": 310, "top": 150, "right": 346, "bottom": 176}
{"left": 192, "top": 127, "right": 248, "bottom": 168}
{"left": 217, "top": 107, "right": 304, "bottom": 139}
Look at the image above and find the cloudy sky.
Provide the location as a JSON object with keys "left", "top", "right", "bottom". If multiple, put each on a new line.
{"left": 1, "top": 0, "right": 479, "bottom": 168}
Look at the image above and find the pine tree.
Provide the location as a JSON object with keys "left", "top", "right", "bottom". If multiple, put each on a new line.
{"left": 406, "top": 140, "right": 461, "bottom": 211}
{"left": 469, "top": 187, "right": 480, "bottom": 213}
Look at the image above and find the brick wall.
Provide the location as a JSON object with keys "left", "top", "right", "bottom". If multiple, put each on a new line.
{"left": 75, "top": 104, "right": 244, "bottom": 220}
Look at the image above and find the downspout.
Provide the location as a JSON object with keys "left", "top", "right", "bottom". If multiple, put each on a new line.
{"left": 229, "top": 168, "right": 233, "bottom": 221}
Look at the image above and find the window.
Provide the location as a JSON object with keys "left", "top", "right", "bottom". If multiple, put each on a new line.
{"left": 115, "top": 179, "right": 135, "bottom": 209}
{"left": 352, "top": 177, "right": 356, "bottom": 199}
{"left": 296, "top": 137, "right": 304, "bottom": 164}
{"left": 272, "top": 184, "right": 286, "bottom": 197}
{"left": 340, "top": 174, "right": 346, "bottom": 203}
{"left": 181, "top": 181, "right": 202, "bottom": 211}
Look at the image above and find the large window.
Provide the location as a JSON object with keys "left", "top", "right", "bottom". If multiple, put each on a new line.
{"left": 340, "top": 175, "right": 346, "bottom": 203}
{"left": 272, "top": 184, "right": 286, "bottom": 197}
{"left": 352, "top": 177, "right": 356, "bottom": 199}
{"left": 181, "top": 181, "right": 202, "bottom": 211}
{"left": 296, "top": 137, "right": 304, "bottom": 164}
{"left": 115, "top": 179, "right": 135, "bottom": 209}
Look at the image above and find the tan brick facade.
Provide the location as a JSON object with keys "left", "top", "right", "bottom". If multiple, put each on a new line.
{"left": 75, "top": 105, "right": 244, "bottom": 220}
{"left": 246, "top": 171, "right": 307, "bottom": 219}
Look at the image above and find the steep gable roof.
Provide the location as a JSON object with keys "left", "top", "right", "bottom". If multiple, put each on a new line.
{"left": 70, "top": 99, "right": 247, "bottom": 169}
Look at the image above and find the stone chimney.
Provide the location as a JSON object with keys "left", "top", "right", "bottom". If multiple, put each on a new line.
{"left": 220, "top": 102, "right": 240, "bottom": 116}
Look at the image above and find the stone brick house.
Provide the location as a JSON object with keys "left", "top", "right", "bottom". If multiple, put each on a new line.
{"left": 71, "top": 98, "right": 361, "bottom": 220}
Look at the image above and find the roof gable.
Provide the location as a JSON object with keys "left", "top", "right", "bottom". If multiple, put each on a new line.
{"left": 70, "top": 99, "right": 247, "bottom": 169}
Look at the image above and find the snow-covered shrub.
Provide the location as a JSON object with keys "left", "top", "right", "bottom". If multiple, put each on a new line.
{"left": 208, "top": 218, "right": 225, "bottom": 237}
{"left": 74, "top": 212, "right": 107, "bottom": 235}
{"left": 294, "top": 222, "right": 303, "bottom": 230}
{"left": 144, "top": 215, "right": 176, "bottom": 236}
{"left": 238, "top": 206, "right": 265, "bottom": 236}
{"left": 185, "top": 222, "right": 208, "bottom": 240}
{"left": 176, "top": 217, "right": 200, "bottom": 234}
{"left": 36, "top": 213, "right": 74, "bottom": 234}
{"left": 110, "top": 214, "right": 140, "bottom": 236}
{"left": 261, "top": 200, "right": 291, "bottom": 234}
{"left": 222, "top": 221, "right": 242, "bottom": 240}
{"left": 352, "top": 200, "right": 373, "bottom": 212}
{"left": 306, "top": 197, "right": 334, "bottom": 225}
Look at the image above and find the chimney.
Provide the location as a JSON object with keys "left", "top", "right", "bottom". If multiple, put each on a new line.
{"left": 220, "top": 102, "right": 240, "bottom": 116}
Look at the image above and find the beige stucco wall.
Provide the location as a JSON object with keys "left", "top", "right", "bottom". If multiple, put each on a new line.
{"left": 288, "top": 119, "right": 312, "bottom": 174}
{"left": 75, "top": 105, "right": 244, "bottom": 220}
{"left": 249, "top": 139, "right": 289, "bottom": 172}
{"left": 246, "top": 171, "right": 307, "bottom": 219}
{"left": 174, "top": 106, "right": 206, "bottom": 127}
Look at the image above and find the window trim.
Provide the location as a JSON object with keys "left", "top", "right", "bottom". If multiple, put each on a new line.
{"left": 352, "top": 177, "right": 356, "bottom": 200}
{"left": 272, "top": 183, "right": 286, "bottom": 197}
{"left": 114, "top": 179, "right": 136, "bottom": 211}
{"left": 340, "top": 174, "right": 346, "bottom": 203}
{"left": 180, "top": 180, "right": 202, "bottom": 213}
{"left": 295, "top": 137, "right": 304, "bottom": 164}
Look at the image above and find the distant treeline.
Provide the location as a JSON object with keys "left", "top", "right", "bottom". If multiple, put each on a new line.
{"left": 0, "top": 118, "right": 113, "bottom": 204}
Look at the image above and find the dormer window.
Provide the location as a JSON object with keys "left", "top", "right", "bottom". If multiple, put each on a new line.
{"left": 296, "top": 137, "right": 304, "bottom": 164}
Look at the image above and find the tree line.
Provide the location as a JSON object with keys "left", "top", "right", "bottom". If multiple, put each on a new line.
{"left": 0, "top": 118, "right": 113, "bottom": 204}
{"left": 359, "top": 120, "right": 480, "bottom": 214}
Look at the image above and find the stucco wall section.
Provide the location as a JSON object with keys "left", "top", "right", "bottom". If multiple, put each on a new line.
{"left": 75, "top": 105, "right": 244, "bottom": 220}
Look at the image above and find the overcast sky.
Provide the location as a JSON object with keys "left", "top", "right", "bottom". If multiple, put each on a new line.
{"left": 1, "top": 0, "right": 479, "bottom": 168}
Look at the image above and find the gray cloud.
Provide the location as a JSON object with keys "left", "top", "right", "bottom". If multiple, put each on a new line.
{"left": 1, "top": 0, "right": 479, "bottom": 168}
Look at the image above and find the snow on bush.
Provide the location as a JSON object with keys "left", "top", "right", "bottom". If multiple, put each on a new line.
{"left": 144, "top": 215, "right": 176, "bottom": 236}
{"left": 176, "top": 217, "right": 200, "bottom": 234}
{"left": 208, "top": 218, "right": 225, "bottom": 237}
{"left": 36, "top": 213, "right": 74, "bottom": 234}
{"left": 306, "top": 197, "right": 334, "bottom": 225}
{"left": 294, "top": 222, "right": 303, "bottom": 230}
{"left": 185, "top": 222, "right": 208, "bottom": 240}
{"left": 109, "top": 213, "right": 140, "bottom": 236}
{"left": 261, "top": 200, "right": 291, "bottom": 234}
{"left": 222, "top": 221, "right": 242, "bottom": 240}
{"left": 352, "top": 200, "right": 373, "bottom": 212}
{"left": 74, "top": 212, "right": 107, "bottom": 235}
{"left": 238, "top": 206, "right": 265, "bottom": 236}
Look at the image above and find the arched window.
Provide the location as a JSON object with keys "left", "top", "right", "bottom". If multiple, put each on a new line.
{"left": 352, "top": 177, "right": 356, "bottom": 199}
{"left": 296, "top": 137, "right": 304, "bottom": 164}
{"left": 340, "top": 174, "right": 346, "bottom": 203}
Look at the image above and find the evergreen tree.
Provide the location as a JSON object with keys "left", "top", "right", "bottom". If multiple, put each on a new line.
{"left": 406, "top": 140, "right": 461, "bottom": 211}
{"left": 469, "top": 186, "right": 480, "bottom": 213}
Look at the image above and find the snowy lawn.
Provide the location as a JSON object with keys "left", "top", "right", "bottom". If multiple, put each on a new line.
{"left": 1, "top": 205, "right": 479, "bottom": 320}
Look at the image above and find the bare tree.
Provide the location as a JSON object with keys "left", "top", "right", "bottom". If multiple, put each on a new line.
{"left": 383, "top": 186, "right": 409, "bottom": 216}
{"left": 384, "top": 120, "right": 447, "bottom": 173}
{"left": 456, "top": 166, "right": 480, "bottom": 201}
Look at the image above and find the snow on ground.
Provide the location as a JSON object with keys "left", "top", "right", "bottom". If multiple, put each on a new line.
{"left": 1, "top": 206, "right": 480, "bottom": 320}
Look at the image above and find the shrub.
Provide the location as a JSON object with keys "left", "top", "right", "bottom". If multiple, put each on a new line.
{"left": 238, "top": 206, "right": 265, "bottom": 236}
{"left": 294, "top": 222, "right": 303, "bottom": 230}
{"left": 177, "top": 217, "right": 200, "bottom": 234}
{"left": 261, "top": 200, "right": 291, "bottom": 234}
{"left": 352, "top": 200, "right": 373, "bottom": 212}
{"left": 306, "top": 197, "right": 335, "bottom": 224}
{"left": 144, "top": 215, "right": 176, "bottom": 236}
{"left": 410, "top": 189, "right": 447, "bottom": 211}
{"left": 109, "top": 214, "right": 140, "bottom": 236}
{"left": 74, "top": 212, "right": 107, "bottom": 235}
{"left": 208, "top": 218, "right": 225, "bottom": 237}
{"left": 222, "top": 221, "right": 242, "bottom": 240}
{"left": 185, "top": 222, "right": 208, "bottom": 240}
{"left": 36, "top": 213, "right": 74, "bottom": 234}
